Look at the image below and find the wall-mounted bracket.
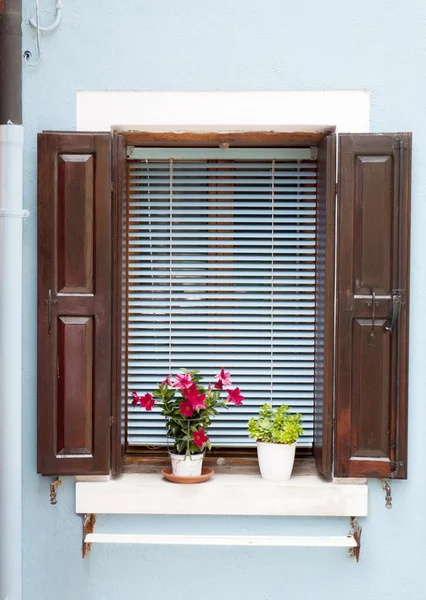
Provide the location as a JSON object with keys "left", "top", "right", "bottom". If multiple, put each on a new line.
{"left": 382, "top": 479, "right": 392, "bottom": 509}
{"left": 49, "top": 477, "right": 61, "bottom": 505}
{"left": 82, "top": 514, "right": 96, "bottom": 558}
{"left": 348, "top": 517, "right": 362, "bottom": 562}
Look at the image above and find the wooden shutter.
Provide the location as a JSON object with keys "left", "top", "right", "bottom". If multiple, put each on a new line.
{"left": 111, "top": 134, "right": 127, "bottom": 473}
{"left": 335, "top": 133, "right": 411, "bottom": 479}
{"left": 313, "top": 134, "right": 336, "bottom": 479}
{"left": 37, "top": 132, "right": 112, "bottom": 475}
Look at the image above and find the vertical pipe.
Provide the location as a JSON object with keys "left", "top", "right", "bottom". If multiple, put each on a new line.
{"left": 0, "top": 0, "right": 23, "bottom": 124}
{"left": 0, "top": 125, "right": 26, "bottom": 600}
{"left": 0, "top": 2, "right": 24, "bottom": 599}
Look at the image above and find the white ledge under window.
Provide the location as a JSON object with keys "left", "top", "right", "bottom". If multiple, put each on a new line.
{"left": 76, "top": 471, "right": 368, "bottom": 518}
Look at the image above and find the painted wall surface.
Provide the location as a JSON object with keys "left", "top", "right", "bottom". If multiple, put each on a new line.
{"left": 21, "top": 1, "right": 426, "bottom": 599}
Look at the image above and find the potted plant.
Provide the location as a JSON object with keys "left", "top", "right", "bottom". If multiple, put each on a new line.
{"left": 132, "top": 368, "right": 244, "bottom": 477}
{"left": 248, "top": 404, "right": 303, "bottom": 481}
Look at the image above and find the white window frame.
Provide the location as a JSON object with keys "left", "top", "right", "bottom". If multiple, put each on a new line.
{"left": 74, "top": 90, "right": 370, "bottom": 520}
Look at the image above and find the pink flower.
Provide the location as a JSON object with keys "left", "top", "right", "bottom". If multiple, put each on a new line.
{"left": 179, "top": 401, "right": 194, "bottom": 417}
{"left": 173, "top": 372, "right": 193, "bottom": 390}
{"left": 192, "top": 428, "right": 209, "bottom": 449}
{"left": 227, "top": 387, "right": 244, "bottom": 406}
{"left": 214, "top": 368, "right": 232, "bottom": 389}
{"left": 190, "top": 394, "right": 207, "bottom": 410}
{"left": 162, "top": 374, "right": 174, "bottom": 386}
{"left": 131, "top": 391, "right": 155, "bottom": 411}
{"left": 183, "top": 383, "right": 207, "bottom": 410}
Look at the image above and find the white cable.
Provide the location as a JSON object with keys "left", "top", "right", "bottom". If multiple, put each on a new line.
{"left": 168, "top": 160, "right": 174, "bottom": 373}
{"left": 270, "top": 160, "right": 275, "bottom": 406}
{"left": 35, "top": 0, "right": 41, "bottom": 58}
{"left": 30, "top": 0, "right": 62, "bottom": 33}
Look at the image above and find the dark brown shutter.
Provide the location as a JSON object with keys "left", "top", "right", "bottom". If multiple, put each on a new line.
{"left": 37, "top": 132, "right": 112, "bottom": 475}
{"left": 335, "top": 133, "right": 411, "bottom": 479}
{"left": 111, "top": 134, "right": 126, "bottom": 473}
{"left": 313, "top": 134, "right": 336, "bottom": 479}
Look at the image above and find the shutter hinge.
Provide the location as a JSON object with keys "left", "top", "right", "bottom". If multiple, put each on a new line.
{"left": 390, "top": 460, "right": 404, "bottom": 479}
{"left": 335, "top": 182, "right": 339, "bottom": 197}
{"left": 111, "top": 181, "right": 114, "bottom": 194}
{"left": 393, "top": 135, "right": 409, "bottom": 150}
{"left": 110, "top": 416, "right": 115, "bottom": 427}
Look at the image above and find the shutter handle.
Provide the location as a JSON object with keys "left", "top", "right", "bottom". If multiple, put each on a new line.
{"left": 44, "top": 289, "right": 58, "bottom": 335}
{"left": 385, "top": 292, "right": 403, "bottom": 333}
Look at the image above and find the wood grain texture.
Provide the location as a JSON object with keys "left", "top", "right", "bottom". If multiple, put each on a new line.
{"left": 57, "top": 316, "right": 94, "bottom": 455}
{"left": 334, "top": 133, "right": 411, "bottom": 479}
{"left": 313, "top": 134, "right": 336, "bottom": 480}
{"left": 37, "top": 132, "right": 112, "bottom": 476}
{"left": 122, "top": 130, "right": 334, "bottom": 148}
{"left": 57, "top": 154, "right": 94, "bottom": 293}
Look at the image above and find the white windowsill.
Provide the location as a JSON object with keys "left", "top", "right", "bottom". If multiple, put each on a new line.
{"left": 76, "top": 471, "right": 368, "bottom": 517}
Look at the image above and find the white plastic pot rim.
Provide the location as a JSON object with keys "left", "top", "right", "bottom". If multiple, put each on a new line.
{"left": 256, "top": 441, "right": 296, "bottom": 447}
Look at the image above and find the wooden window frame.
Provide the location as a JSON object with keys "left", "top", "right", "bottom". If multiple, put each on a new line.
{"left": 36, "top": 128, "right": 411, "bottom": 480}
{"left": 111, "top": 129, "right": 336, "bottom": 474}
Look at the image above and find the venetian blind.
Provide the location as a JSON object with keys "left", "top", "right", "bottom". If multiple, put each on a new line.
{"left": 125, "top": 148, "right": 317, "bottom": 448}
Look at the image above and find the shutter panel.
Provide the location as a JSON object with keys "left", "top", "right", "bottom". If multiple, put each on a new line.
{"left": 37, "top": 132, "right": 112, "bottom": 475}
{"left": 313, "top": 134, "right": 336, "bottom": 479}
{"left": 335, "top": 133, "right": 411, "bottom": 479}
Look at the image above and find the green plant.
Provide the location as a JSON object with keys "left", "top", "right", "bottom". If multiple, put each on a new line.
{"left": 132, "top": 368, "right": 244, "bottom": 455}
{"left": 248, "top": 404, "right": 303, "bottom": 445}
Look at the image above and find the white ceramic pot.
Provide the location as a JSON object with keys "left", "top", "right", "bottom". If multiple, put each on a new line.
{"left": 170, "top": 452, "right": 204, "bottom": 477}
{"left": 256, "top": 441, "right": 296, "bottom": 481}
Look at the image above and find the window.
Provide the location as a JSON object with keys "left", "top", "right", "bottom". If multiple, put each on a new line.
{"left": 36, "top": 130, "right": 411, "bottom": 481}
{"left": 125, "top": 148, "right": 317, "bottom": 452}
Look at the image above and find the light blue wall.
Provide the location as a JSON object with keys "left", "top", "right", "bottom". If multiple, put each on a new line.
{"left": 22, "top": 1, "right": 426, "bottom": 599}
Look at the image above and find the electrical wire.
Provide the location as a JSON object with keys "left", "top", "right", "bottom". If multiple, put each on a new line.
{"left": 29, "top": 0, "right": 63, "bottom": 33}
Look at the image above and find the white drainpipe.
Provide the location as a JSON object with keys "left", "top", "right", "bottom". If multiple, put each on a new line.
{"left": 0, "top": 124, "right": 27, "bottom": 600}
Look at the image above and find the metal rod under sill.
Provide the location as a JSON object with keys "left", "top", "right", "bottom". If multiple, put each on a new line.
{"left": 85, "top": 533, "right": 357, "bottom": 548}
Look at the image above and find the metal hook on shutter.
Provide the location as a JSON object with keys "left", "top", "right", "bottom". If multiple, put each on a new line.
{"left": 385, "top": 291, "right": 403, "bottom": 333}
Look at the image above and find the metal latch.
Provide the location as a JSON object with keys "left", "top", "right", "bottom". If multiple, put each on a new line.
{"left": 385, "top": 290, "right": 405, "bottom": 333}
{"left": 44, "top": 289, "right": 57, "bottom": 335}
{"left": 366, "top": 289, "right": 380, "bottom": 337}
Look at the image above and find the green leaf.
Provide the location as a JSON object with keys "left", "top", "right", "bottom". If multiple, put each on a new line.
{"left": 247, "top": 403, "right": 303, "bottom": 444}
